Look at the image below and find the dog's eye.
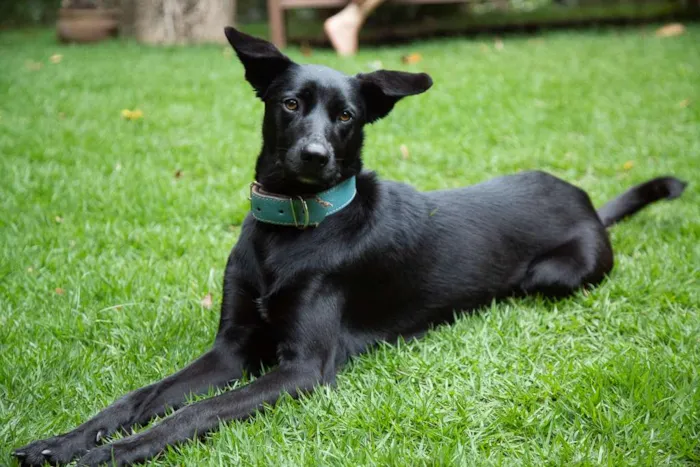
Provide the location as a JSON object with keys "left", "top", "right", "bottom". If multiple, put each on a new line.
{"left": 339, "top": 110, "right": 353, "bottom": 122}
{"left": 283, "top": 99, "right": 299, "bottom": 111}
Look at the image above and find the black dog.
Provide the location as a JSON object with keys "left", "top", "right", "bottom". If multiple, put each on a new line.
{"left": 15, "top": 28, "right": 686, "bottom": 466}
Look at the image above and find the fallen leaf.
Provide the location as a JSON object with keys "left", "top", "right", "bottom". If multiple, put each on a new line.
{"left": 174, "top": 169, "right": 183, "bottom": 179}
{"left": 55, "top": 215, "right": 64, "bottom": 223}
{"left": 679, "top": 98, "right": 690, "bottom": 108}
{"left": 121, "top": 109, "right": 143, "bottom": 121}
{"left": 401, "top": 53, "right": 422, "bottom": 65}
{"left": 623, "top": 160, "right": 634, "bottom": 170}
{"left": 300, "top": 42, "right": 312, "bottom": 56}
{"left": 201, "top": 293, "right": 213, "bottom": 309}
{"left": 655, "top": 23, "right": 685, "bottom": 38}
{"left": 399, "top": 144, "right": 410, "bottom": 160}
{"left": 494, "top": 39, "right": 504, "bottom": 51}
{"left": 25, "top": 60, "right": 42, "bottom": 71}
{"left": 27, "top": 267, "right": 34, "bottom": 272}
{"left": 55, "top": 288, "right": 65, "bottom": 295}
{"left": 50, "top": 54, "right": 63, "bottom": 64}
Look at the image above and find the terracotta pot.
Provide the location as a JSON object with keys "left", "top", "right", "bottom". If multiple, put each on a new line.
{"left": 57, "top": 8, "right": 121, "bottom": 43}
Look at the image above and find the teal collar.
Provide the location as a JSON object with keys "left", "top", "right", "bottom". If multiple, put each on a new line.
{"left": 250, "top": 176, "right": 357, "bottom": 228}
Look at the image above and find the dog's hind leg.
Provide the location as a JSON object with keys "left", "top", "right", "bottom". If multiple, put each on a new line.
{"left": 520, "top": 222, "right": 613, "bottom": 297}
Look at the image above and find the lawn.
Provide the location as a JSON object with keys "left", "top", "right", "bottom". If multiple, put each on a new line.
{"left": 1, "top": 25, "right": 699, "bottom": 466}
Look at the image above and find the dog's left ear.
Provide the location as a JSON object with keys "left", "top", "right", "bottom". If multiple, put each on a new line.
{"left": 224, "top": 27, "right": 293, "bottom": 99}
{"left": 356, "top": 70, "right": 433, "bottom": 123}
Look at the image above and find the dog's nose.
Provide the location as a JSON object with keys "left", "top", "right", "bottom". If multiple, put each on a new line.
{"left": 300, "top": 143, "right": 330, "bottom": 169}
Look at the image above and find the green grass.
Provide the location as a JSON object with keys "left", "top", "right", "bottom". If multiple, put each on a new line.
{"left": 1, "top": 25, "right": 699, "bottom": 466}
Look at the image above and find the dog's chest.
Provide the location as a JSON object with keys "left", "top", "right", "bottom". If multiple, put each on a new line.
{"left": 252, "top": 268, "right": 304, "bottom": 325}
{"left": 253, "top": 287, "right": 307, "bottom": 327}
{"left": 254, "top": 296, "right": 270, "bottom": 322}
{"left": 250, "top": 227, "right": 341, "bottom": 324}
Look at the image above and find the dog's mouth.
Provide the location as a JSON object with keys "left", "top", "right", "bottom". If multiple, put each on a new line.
{"left": 297, "top": 175, "right": 322, "bottom": 185}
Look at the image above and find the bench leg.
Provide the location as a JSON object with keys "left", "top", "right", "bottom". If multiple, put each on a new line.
{"left": 267, "top": 0, "right": 286, "bottom": 49}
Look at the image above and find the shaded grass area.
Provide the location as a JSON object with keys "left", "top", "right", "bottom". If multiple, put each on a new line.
{"left": 1, "top": 26, "right": 699, "bottom": 465}
{"left": 279, "top": 1, "right": 696, "bottom": 45}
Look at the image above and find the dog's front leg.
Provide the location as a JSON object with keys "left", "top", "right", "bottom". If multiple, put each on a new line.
{"left": 75, "top": 363, "right": 331, "bottom": 466}
{"left": 13, "top": 333, "right": 252, "bottom": 467}
{"left": 75, "top": 288, "right": 342, "bottom": 466}
{"left": 14, "top": 274, "right": 259, "bottom": 467}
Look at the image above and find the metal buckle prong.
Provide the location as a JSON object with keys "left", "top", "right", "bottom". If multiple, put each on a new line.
{"left": 298, "top": 196, "right": 310, "bottom": 229}
{"left": 289, "top": 196, "right": 310, "bottom": 229}
{"left": 289, "top": 196, "right": 311, "bottom": 230}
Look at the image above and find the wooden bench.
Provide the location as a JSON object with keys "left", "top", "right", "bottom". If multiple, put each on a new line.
{"left": 267, "top": 0, "right": 479, "bottom": 48}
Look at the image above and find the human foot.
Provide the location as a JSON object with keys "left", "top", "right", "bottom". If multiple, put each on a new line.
{"left": 324, "top": 5, "right": 362, "bottom": 56}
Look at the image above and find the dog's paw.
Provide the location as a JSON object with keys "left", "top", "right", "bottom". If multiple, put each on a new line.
{"left": 76, "top": 438, "right": 156, "bottom": 467}
{"left": 75, "top": 444, "right": 120, "bottom": 467}
{"left": 14, "top": 434, "right": 91, "bottom": 466}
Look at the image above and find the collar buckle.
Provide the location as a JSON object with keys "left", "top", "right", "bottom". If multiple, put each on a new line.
{"left": 290, "top": 196, "right": 311, "bottom": 229}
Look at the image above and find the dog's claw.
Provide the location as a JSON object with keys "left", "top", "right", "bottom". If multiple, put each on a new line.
{"left": 14, "top": 451, "right": 26, "bottom": 457}
{"left": 41, "top": 449, "right": 52, "bottom": 455}
{"left": 95, "top": 430, "right": 103, "bottom": 442}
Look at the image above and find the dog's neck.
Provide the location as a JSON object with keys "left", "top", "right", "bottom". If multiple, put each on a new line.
{"left": 250, "top": 176, "right": 357, "bottom": 228}
{"left": 254, "top": 144, "right": 363, "bottom": 197}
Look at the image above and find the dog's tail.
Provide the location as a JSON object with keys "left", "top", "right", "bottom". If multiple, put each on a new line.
{"left": 596, "top": 176, "right": 687, "bottom": 228}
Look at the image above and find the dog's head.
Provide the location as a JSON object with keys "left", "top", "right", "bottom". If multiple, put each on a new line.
{"left": 224, "top": 27, "right": 432, "bottom": 195}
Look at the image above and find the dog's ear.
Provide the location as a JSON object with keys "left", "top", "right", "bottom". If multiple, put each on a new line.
{"left": 224, "top": 27, "right": 293, "bottom": 99}
{"left": 356, "top": 70, "right": 433, "bottom": 123}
